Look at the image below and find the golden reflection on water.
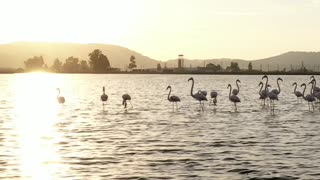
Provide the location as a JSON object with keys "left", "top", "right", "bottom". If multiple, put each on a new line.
{"left": 12, "top": 73, "right": 66, "bottom": 179}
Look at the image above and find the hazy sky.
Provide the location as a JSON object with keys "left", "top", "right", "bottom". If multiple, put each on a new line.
{"left": 0, "top": 0, "right": 319, "bottom": 60}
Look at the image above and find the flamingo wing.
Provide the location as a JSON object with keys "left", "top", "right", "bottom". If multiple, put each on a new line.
{"left": 194, "top": 93, "right": 207, "bottom": 101}
{"left": 230, "top": 95, "right": 240, "bottom": 102}
{"left": 232, "top": 89, "right": 238, "bottom": 95}
{"left": 271, "top": 89, "right": 279, "bottom": 94}
{"left": 295, "top": 91, "right": 303, "bottom": 97}
{"left": 314, "top": 87, "right": 320, "bottom": 92}
{"left": 101, "top": 94, "right": 108, "bottom": 101}
{"left": 306, "top": 94, "right": 316, "bottom": 102}
{"left": 268, "top": 92, "right": 278, "bottom": 100}
{"left": 122, "top": 94, "right": 131, "bottom": 100}
{"left": 210, "top": 91, "right": 218, "bottom": 98}
{"left": 58, "top": 96, "right": 65, "bottom": 104}
{"left": 170, "top": 96, "right": 180, "bottom": 102}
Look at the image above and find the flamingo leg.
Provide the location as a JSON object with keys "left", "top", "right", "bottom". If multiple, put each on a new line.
{"left": 269, "top": 100, "right": 272, "bottom": 111}
{"left": 129, "top": 101, "right": 133, "bottom": 108}
{"left": 201, "top": 101, "right": 204, "bottom": 111}
{"left": 270, "top": 100, "right": 274, "bottom": 113}
{"left": 124, "top": 101, "right": 128, "bottom": 109}
{"left": 270, "top": 100, "right": 275, "bottom": 114}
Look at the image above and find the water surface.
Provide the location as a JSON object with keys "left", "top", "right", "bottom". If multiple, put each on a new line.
{"left": 0, "top": 74, "right": 319, "bottom": 179}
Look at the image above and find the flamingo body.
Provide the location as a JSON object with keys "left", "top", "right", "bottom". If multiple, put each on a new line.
{"left": 101, "top": 87, "right": 108, "bottom": 102}
{"left": 56, "top": 88, "right": 65, "bottom": 104}
{"left": 210, "top": 91, "right": 218, "bottom": 98}
{"left": 122, "top": 94, "right": 131, "bottom": 108}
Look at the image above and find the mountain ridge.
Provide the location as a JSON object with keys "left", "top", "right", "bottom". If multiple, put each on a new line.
{"left": 0, "top": 42, "right": 159, "bottom": 69}
{"left": 0, "top": 42, "right": 319, "bottom": 71}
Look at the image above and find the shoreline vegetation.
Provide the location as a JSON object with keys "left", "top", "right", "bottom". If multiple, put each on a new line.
{"left": 1, "top": 70, "right": 320, "bottom": 75}
{"left": 1, "top": 48, "right": 319, "bottom": 75}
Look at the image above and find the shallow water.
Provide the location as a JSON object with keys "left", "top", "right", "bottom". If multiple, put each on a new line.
{"left": 0, "top": 73, "right": 320, "bottom": 179}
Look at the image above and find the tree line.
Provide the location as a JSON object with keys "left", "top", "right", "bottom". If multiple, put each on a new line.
{"left": 203, "top": 61, "right": 312, "bottom": 73}
{"left": 24, "top": 49, "right": 137, "bottom": 73}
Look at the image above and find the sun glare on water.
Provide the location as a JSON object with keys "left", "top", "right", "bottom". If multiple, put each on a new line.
{"left": 12, "top": 72, "right": 67, "bottom": 179}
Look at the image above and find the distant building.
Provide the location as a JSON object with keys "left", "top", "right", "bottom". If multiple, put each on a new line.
{"left": 178, "top": 54, "right": 184, "bottom": 69}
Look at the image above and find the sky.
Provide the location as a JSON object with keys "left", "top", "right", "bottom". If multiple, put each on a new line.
{"left": 0, "top": 0, "right": 320, "bottom": 60}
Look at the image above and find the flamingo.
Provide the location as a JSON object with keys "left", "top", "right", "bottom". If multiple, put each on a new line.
{"left": 167, "top": 86, "right": 180, "bottom": 111}
{"left": 310, "top": 79, "right": 320, "bottom": 106}
{"left": 258, "top": 82, "right": 270, "bottom": 105}
{"left": 210, "top": 90, "right": 218, "bottom": 106}
{"left": 301, "top": 83, "right": 316, "bottom": 112}
{"left": 262, "top": 75, "right": 270, "bottom": 105}
{"left": 56, "top": 88, "right": 65, "bottom": 104}
{"left": 122, "top": 94, "right": 132, "bottom": 109}
{"left": 232, "top": 79, "right": 241, "bottom": 95}
{"left": 188, "top": 77, "right": 207, "bottom": 110}
{"left": 310, "top": 76, "right": 320, "bottom": 92}
{"left": 227, "top": 84, "right": 240, "bottom": 111}
{"left": 101, "top": 86, "right": 108, "bottom": 106}
{"left": 271, "top": 77, "right": 283, "bottom": 95}
{"left": 292, "top": 82, "right": 303, "bottom": 103}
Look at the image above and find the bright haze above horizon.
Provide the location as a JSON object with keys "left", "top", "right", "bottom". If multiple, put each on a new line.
{"left": 0, "top": 0, "right": 320, "bottom": 61}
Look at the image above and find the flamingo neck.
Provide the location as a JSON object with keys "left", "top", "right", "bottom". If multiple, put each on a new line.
{"left": 277, "top": 79, "right": 281, "bottom": 94}
{"left": 190, "top": 79, "right": 195, "bottom": 97}
{"left": 293, "top": 84, "right": 297, "bottom": 93}
{"left": 259, "top": 83, "right": 263, "bottom": 95}
{"left": 302, "top": 85, "right": 306, "bottom": 98}
{"left": 122, "top": 99, "right": 127, "bottom": 108}
{"left": 167, "top": 87, "right": 171, "bottom": 100}
{"left": 236, "top": 81, "right": 240, "bottom": 93}
{"left": 264, "top": 77, "right": 268, "bottom": 93}
{"left": 310, "top": 82, "right": 314, "bottom": 94}
{"left": 228, "top": 85, "right": 232, "bottom": 97}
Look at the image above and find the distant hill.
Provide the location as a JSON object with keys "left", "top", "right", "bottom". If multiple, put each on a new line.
{"left": 166, "top": 51, "right": 320, "bottom": 71}
{"left": 0, "top": 42, "right": 319, "bottom": 72}
{"left": 252, "top": 51, "right": 320, "bottom": 71}
{"left": 0, "top": 42, "right": 159, "bottom": 69}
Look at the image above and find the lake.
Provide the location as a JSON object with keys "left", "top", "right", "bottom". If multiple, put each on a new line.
{"left": 0, "top": 73, "right": 320, "bottom": 179}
